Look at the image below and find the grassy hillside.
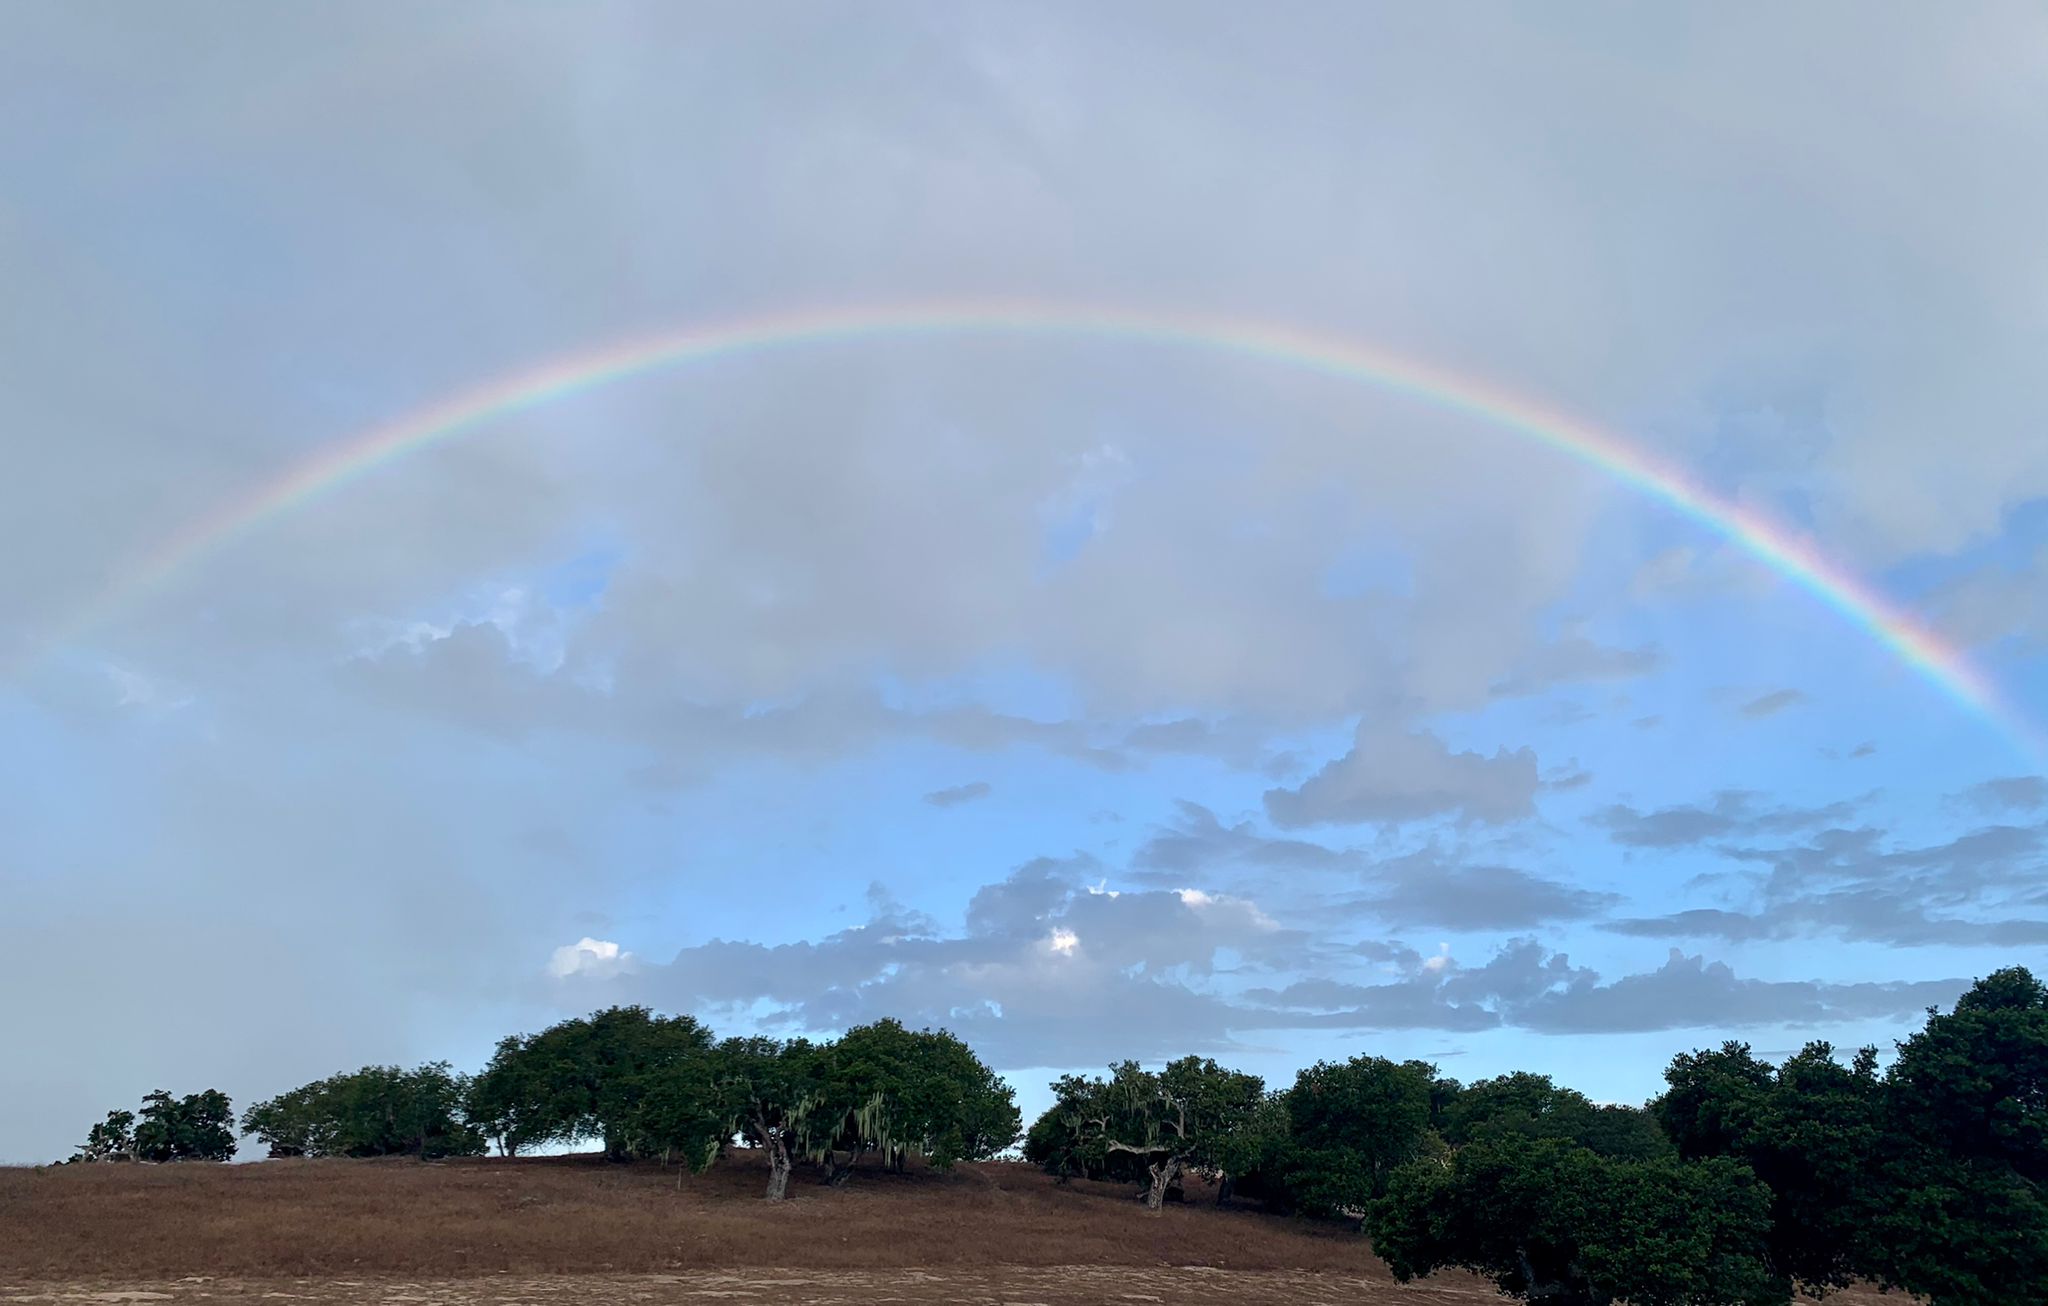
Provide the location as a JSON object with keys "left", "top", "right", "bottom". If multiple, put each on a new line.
{"left": 0, "top": 1153, "right": 1381, "bottom": 1279}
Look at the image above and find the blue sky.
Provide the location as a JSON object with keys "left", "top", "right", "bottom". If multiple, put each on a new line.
{"left": 3, "top": 1, "right": 2047, "bottom": 1162}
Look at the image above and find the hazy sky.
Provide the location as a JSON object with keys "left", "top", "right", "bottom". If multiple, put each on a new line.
{"left": 4, "top": 2, "right": 2047, "bottom": 1163}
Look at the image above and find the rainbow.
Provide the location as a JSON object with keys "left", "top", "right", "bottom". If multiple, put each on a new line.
{"left": 26, "top": 299, "right": 2031, "bottom": 756}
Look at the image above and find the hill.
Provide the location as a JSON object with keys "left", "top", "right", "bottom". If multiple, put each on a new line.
{"left": 0, "top": 1153, "right": 1892, "bottom": 1305}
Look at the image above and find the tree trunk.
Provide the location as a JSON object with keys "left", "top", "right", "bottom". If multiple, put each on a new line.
{"left": 1142, "top": 1156, "right": 1183, "bottom": 1210}
{"left": 764, "top": 1133, "right": 793, "bottom": 1201}
{"left": 1215, "top": 1174, "right": 1234, "bottom": 1207}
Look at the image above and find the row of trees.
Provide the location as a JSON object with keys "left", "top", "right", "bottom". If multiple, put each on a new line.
{"left": 71, "top": 1010, "right": 1023, "bottom": 1202}
{"left": 1023, "top": 967, "right": 2045, "bottom": 1306}
{"left": 68, "top": 1088, "right": 237, "bottom": 1164}
{"left": 63, "top": 970, "right": 2041, "bottom": 1303}
{"left": 458, "top": 1007, "right": 1021, "bottom": 1197}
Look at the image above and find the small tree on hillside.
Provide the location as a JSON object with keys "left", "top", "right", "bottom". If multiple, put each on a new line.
{"left": 69, "top": 1110, "right": 137, "bottom": 1163}
{"left": 805, "top": 1019, "right": 1021, "bottom": 1183}
{"left": 467, "top": 1006, "right": 713, "bottom": 1160}
{"left": 242, "top": 1063, "right": 485, "bottom": 1159}
{"left": 131, "top": 1089, "right": 236, "bottom": 1162}
{"left": 1025, "top": 1057, "right": 1263, "bottom": 1209}
{"left": 707, "top": 1035, "right": 821, "bottom": 1201}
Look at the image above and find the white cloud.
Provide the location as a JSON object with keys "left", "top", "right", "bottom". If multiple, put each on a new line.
{"left": 547, "top": 937, "right": 638, "bottom": 980}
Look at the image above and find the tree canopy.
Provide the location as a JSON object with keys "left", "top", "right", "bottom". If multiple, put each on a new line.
{"left": 69, "top": 1089, "right": 236, "bottom": 1164}
{"left": 242, "top": 1063, "right": 485, "bottom": 1160}
{"left": 466, "top": 1006, "right": 713, "bottom": 1160}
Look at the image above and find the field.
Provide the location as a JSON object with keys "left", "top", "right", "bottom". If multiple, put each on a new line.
{"left": 0, "top": 1155, "right": 1890, "bottom": 1305}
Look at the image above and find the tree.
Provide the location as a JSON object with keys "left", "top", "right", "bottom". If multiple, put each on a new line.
{"left": 1576, "top": 1104, "right": 1673, "bottom": 1162}
{"left": 241, "top": 1063, "right": 486, "bottom": 1159}
{"left": 1859, "top": 967, "right": 2048, "bottom": 1306}
{"left": 803, "top": 1020, "right": 1021, "bottom": 1183}
{"left": 467, "top": 1006, "right": 713, "bottom": 1160}
{"left": 69, "top": 1110, "right": 136, "bottom": 1163}
{"left": 1023, "top": 1057, "right": 1263, "bottom": 1209}
{"left": 704, "top": 1035, "right": 821, "bottom": 1200}
{"left": 463, "top": 1034, "right": 551, "bottom": 1156}
{"left": 1655, "top": 1039, "right": 1884, "bottom": 1296}
{"left": 1655, "top": 1042, "right": 1774, "bottom": 1163}
{"left": 1446, "top": 1072, "right": 1672, "bottom": 1162}
{"left": 1369, "top": 1136, "right": 1785, "bottom": 1306}
{"left": 1276, "top": 1056, "right": 1438, "bottom": 1215}
{"left": 131, "top": 1089, "right": 236, "bottom": 1162}
{"left": 1206, "top": 1091, "right": 1291, "bottom": 1206}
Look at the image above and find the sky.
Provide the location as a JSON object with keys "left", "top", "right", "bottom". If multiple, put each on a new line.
{"left": 3, "top": 1, "right": 2047, "bottom": 1164}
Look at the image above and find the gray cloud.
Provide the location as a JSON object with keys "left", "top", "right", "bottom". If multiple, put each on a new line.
{"left": 1508, "top": 949, "right": 1965, "bottom": 1036}
{"left": 1959, "top": 775, "right": 2048, "bottom": 813}
{"left": 1602, "top": 818, "right": 2048, "bottom": 947}
{"left": 571, "top": 876, "right": 1963, "bottom": 1056}
{"left": 1488, "top": 635, "right": 1661, "bottom": 700}
{"left": 1265, "top": 725, "right": 1541, "bottom": 829}
{"left": 1593, "top": 790, "right": 1862, "bottom": 848}
{"left": 1740, "top": 688, "right": 1808, "bottom": 718}
{"left": 1129, "top": 801, "right": 1354, "bottom": 880}
{"left": 1347, "top": 852, "right": 1619, "bottom": 931}
{"left": 5, "top": 1, "right": 2046, "bottom": 1165}
{"left": 1128, "top": 804, "right": 1609, "bottom": 929}
{"left": 924, "top": 780, "right": 993, "bottom": 808}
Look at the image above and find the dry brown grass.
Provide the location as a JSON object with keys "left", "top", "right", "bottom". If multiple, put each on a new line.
{"left": 0, "top": 1153, "right": 1379, "bottom": 1280}
{"left": 0, "top": 1154, "right": 1897, "bottom": 1303}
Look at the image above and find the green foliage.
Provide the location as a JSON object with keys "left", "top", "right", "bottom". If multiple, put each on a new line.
{"left": 1655, "top": 1042, "right": 1775, "bottom": 1162}
{"left": 1859, "top": 967, "right": 2048, "bottom": 1306}
{"left": 1369, "top": 1137, "right": 1785, "bottom": 1306}
{"left": 467, "top": 1006, "right": 713, "bottom": 1159}
{"left": 1655, "top": 1038, "right": 1883, "bottom": 1295}
{"left": 70, "top": 1109, "right": 136, "bottom": 1163}
{"left": 813, "top": 1019, "right": 1019, "bottom": 1171}
{"left": 130, "top": 1089, "right": 235, "bottom": 1162}
{"left": 705, "top": 1035, "right": 822, "bottom": 1199}
{"left": 1577, "top": 1103, "right": 1675, "bottom": 1162}
{"left": 1022, "top": 1057, "right": 1264, "bottom": 1206}
{"left": 1206, "top": 1092, "right": 1292, "bottom": 1202}
{"left": 241, "top": 1063, "right": 485, "bottom": 1160}
{"left": 1276, "top": 1056, "right": 1438, "bottom": 1214}
{"left": 1445, "top": 1071, "right": 1673, "bottom": 1162}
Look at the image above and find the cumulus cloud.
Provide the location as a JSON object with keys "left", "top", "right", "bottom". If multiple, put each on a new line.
{"left": 547, "top": 937, "right": 638, "bottom": 980}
